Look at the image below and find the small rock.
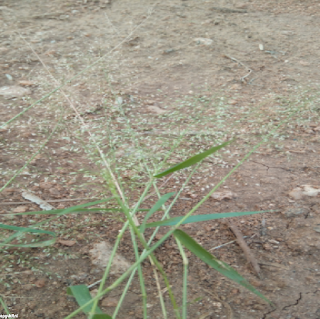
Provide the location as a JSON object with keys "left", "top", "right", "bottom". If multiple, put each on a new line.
{"left": 301, "top": 185, "right": 320, "bottom": 197}
{"left": 5, "top": 74, "right": 13, "bottom": 81}
{"left": 163, "top": 49, "right": 175, "bottom": 54}
{"left": 263, "top": 243, "right": 272, "bottom": 251}
{"left": 288, "top": 187, "right": 303, "bottom": 200}
{"left": 194, "top": 37, "right": 213, "bottom": 46}
{"left": 0, "top": 86, "right": 31, "bottom": 99}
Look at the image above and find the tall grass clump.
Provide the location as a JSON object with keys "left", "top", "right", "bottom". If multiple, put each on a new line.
{"left": 2, "top": 82, "right": 319, "bottom": 317}
{"left": 2, "top": 15, "right": 320, "bottom": 316}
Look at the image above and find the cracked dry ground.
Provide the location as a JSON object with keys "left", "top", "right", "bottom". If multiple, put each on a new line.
{"left": 1, "top": 0, "right": 320, "bottom": 318}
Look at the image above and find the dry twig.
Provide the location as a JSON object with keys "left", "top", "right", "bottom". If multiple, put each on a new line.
{"left": 224, "top": 54, "right": 252, "bottom": 82}
{"left": 228, "top": 221, "right": 261, "bottom": 278}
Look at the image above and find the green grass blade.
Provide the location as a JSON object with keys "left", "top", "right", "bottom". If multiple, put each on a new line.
{"left": 10, "top": 208, "right": 121, "bottom": 216}
{"left": 0, "top": 223, "right": 56, "bottom": 235}
{"left": 5, "top": 198, "right": 117, "bottom": 217}
{"left": 0, "top": 198, "right": 119, "bottom": 248}
{"left": 154, "top": 140, "right": 233, "bottom": 178}
{"left": 0, "top": 223, "right": 56, "bottom": 247}
{"left": 1, "top": 239, "right": 56, "bottom": 248}
{"left": 140, "top": 192, "right": 175, "bottom": 233}
{"left": 141, "top": 210, "right": 274, "bottom": 229}
{"left": 0, "top": 296, "right": 11, "bottom": 315}
{"left": 173, "top": 230, "right": 271, "bottom": 304}
{"left": 67, "top": 285, "right": 112, "bottom": 319}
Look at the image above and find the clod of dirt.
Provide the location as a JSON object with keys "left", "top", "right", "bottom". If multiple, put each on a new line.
{"left": 89, "top": 241, "right": 132, "bottom": 275}
{"left": 34, "top": 278, "right": 46, "bottom": 288}
{"left": 101, "top": 297, "right": 118, "bottom": 307}
{"left": 283, "top": 206, "right": 309, "bottom": 218}
{"left": 286, "top": 228, "right": 320, "bottom": 253}
{"left": 0, "top": 85, "right": 31, "bottom": 99}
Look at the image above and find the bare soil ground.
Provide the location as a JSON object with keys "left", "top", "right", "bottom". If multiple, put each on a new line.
{"left": 1, "top": 0, "right": 320, "bottom": 318}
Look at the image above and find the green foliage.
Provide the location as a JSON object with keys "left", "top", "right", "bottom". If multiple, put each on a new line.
{"left": 154, "top": 140, "right": 233, "bottom": 178}
{"left": 140, "top": 192, "right": 175, "bottom": 233}
{"left": 141, "top": 210, "right": 274, "bottom": 228}
{"left": 174, "top": 230, "right": 271, "bottom": 303}
{"left": 67, "top": 285, "right": 112, "bottom": 319}
{"left": 0, "top": 223, "right": 56, "bottom": 248}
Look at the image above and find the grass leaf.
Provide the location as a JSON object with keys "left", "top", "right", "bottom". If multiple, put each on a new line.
{"left": 140, "top": 192, "right": 175, "bottom": 233}
{"left": 141, "top": 210, "right": 273, "bottom": 229}
{"left": 154, "top": 140, "right": 233, "bottom": 178}
{"left": 173, "top": 229, "right": 271, "bottom": 303}
{"left": 67, "top": 285, "right": 112, "bottom": 319}
{"left": 0, "top": 223, "right": 56, "bottom": 247}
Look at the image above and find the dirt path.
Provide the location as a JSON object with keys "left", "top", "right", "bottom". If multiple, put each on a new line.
{"left": 1, "top": 1, "right": 320, "bottom": 318}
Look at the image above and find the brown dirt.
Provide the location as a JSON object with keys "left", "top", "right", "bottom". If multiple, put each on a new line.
{"left": 1, "top": 0, "right": 320, "bottom": 318}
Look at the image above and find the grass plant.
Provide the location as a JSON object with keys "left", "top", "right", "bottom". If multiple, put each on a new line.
{"left": 1, "top": 19, "right": 320, "bottom": 318}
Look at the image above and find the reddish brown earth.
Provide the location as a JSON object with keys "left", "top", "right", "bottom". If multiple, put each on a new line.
{"left": 0, "top": 1, "right": 320, "bottom": 318}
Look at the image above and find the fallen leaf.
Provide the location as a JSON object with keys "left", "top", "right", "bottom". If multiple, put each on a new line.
{"left": 211, "top": 190, "right": 235, "bottom": 201}
{"left": 22, "top": 191, "right": 55, "bottom": 211}
{"left": 58, "top": 239, "right": 76, "bottom": 247}
{"left": 19, "top": 80, "right": 36, "bottom": 87}
{"left": 12, "top": 206, "right": 28, "bottom": 213}
{"left": 301, "top": 185, "right": 320, "bottom": 197}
